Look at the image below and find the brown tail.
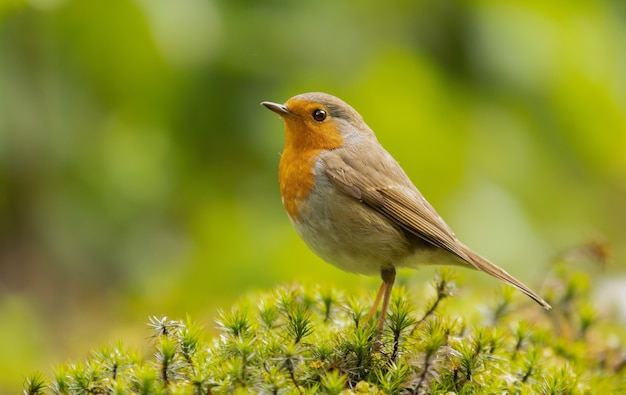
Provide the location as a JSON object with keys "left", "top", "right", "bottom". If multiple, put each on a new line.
{"left": 462, "top": 245, "right": 551, "bottom": 310}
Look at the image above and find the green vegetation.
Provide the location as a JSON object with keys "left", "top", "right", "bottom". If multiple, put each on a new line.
{"left": 24, "top": 267, "right": 625, "bottom": 394}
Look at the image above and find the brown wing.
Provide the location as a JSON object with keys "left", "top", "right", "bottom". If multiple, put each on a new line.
{"left": 322, "top": 149, "right": 472, "bottom": 264}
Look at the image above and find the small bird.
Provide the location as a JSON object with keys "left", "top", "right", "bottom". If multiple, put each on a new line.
{"left": 262, "top": 92, "right": 551, "bottom": 335}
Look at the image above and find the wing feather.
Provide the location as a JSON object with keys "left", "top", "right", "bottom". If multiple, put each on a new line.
{"left": 323, "top": 151, "right": 471, "bottom": 263}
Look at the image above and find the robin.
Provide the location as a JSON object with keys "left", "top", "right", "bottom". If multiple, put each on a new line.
{"left": 261, "top": 92, "right": 551, "bottom": 335}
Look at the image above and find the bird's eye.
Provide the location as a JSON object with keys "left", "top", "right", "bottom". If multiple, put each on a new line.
{"left": 312, "top": 109, "right": 327, "bottom": 122}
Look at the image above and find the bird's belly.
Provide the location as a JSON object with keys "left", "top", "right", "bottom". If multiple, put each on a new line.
{"left": 289, "top": 188, "right": 415, "bottom": 276}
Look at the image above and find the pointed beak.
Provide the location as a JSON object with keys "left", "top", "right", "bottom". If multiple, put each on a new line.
{"left": 261, "top": 101, "right": 291, "bottom": 116}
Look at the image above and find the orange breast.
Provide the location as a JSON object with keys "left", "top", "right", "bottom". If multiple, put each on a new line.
{"left": 279, "top": 147, "right": 320, "bottom": 219}
{"left": 278, "top": 110, "right": 343, "bottom": 219}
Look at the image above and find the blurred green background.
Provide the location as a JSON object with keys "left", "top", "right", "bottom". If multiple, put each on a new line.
{"left": 1, "top": 0, "right": 625, "bottom": 391}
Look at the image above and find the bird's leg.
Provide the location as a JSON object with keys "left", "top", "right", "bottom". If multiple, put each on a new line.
{"left": 367, "top": 281, "right": 386, "bottom": 321}
{"left": 377, "top": 267, "right": 396, "bottom": 336}
{"left": 366, "top": 268, "right": 397, "bottom": 347}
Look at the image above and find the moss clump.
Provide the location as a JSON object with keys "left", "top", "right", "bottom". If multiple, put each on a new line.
{"left": 25, "top": 267, "right": 626, "bottom": 394}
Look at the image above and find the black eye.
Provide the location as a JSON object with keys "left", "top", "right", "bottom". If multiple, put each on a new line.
{"left": 312, "top": 109, "right": 327, "bottom": 122}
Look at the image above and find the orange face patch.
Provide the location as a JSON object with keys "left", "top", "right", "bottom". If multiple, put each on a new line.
{"left": 277, "top": 98, "right": 343, "bottom": 219}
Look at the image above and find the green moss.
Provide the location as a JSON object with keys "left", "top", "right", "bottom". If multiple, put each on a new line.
{"left": 24, "top": 266, "right": 625, "bottom": 394}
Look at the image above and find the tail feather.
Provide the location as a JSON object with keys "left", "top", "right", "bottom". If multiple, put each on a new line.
{"left": 462, "top": 246, "right": 551, "bottom": 310}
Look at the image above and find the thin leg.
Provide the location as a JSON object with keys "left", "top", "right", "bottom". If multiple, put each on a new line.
{"left": 367, "top": 281, "right": 386, "bottom": 320}
{"left": 376, "top": 267, "right": 396, "bottom": 336}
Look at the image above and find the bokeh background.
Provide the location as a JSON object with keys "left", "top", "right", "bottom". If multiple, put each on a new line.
{"left": 1, "top": 0, "right": 625, "bottom": 391}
